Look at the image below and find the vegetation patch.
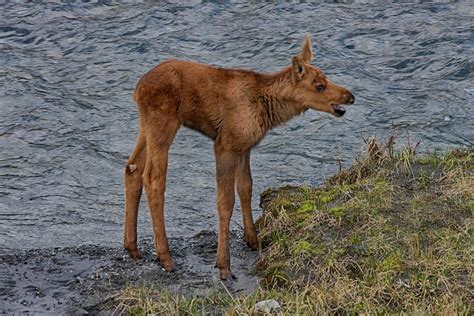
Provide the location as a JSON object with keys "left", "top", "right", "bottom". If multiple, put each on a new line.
{"left": 116, "top": 138, "right": 473, "bottom": 314}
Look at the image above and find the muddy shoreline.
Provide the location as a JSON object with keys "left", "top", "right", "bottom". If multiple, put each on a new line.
{"left": 0, "top": 230, "right": 259, "bottom": 314}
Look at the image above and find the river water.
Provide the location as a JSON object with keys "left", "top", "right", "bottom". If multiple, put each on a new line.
{"left": 1, "top": 1, "right": 472, "bottom": 251}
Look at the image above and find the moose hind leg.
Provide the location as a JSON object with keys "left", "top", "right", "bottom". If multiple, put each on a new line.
{"left": 142, "top": 117, "right": 180, "bottom": 272}
{"left": 124, "top": 132, "right": 146, "bottom": 259}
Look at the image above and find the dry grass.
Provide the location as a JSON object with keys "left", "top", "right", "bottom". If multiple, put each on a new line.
{"left": 116, "top": 138, "right": 473, "bottom": 315}
{"left": 110, "top": 284, "right": 267, "bottom": 315}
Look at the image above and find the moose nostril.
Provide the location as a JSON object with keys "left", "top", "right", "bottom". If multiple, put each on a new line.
{"left": 345, "top": 92, "right": 355, "bottom": 104}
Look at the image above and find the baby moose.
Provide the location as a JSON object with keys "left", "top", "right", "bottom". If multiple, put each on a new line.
{"left": 124, "top": 35, "right": 355, "bottom": 280}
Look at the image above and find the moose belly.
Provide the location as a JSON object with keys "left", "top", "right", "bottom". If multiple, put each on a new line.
{"left": 182, "top": 117, "right": 219, "bottom": 140}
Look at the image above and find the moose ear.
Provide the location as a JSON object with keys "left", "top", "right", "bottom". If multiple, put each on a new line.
{"left": 299, "top": 34, "right": 313, "bottom": 62}
{"left": 292, "top": 56, "right": 306, "bottom": 80}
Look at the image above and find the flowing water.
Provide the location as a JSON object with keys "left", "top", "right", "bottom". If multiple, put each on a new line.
{"left": 1, "top": 1, "right": 472, "bottom": 260}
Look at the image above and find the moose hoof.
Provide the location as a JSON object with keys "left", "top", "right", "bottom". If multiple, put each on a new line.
{"left": 160, "top": 257, "right": 176, "bottom": 272}
{"left": 219, "top": 269, "right": 237, "bottom": 281}
{"left": 126, "top": 247, "right": 142, "bottom": 260}
{"left": 244, "top": 233, "right": 259, "bottom": 250}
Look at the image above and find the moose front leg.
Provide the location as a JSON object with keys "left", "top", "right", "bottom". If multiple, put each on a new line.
{"left": 214, "top": 144, "right": 238, "bottom": 280}
{"left": 236, "top": 151, "right": 258, "bottom": 250}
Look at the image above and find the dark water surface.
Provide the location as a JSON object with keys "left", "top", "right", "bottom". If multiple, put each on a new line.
{"left": 1, "top": 2, "right": 472, "bottom": 251}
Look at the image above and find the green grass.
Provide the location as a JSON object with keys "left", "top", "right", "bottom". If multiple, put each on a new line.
{"left": 115, "top": 138, "right": 473, "bottom": 315}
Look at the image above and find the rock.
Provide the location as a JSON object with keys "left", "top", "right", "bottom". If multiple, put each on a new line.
{"left": 254, "top": 299, "right": 281, "bottom": 313}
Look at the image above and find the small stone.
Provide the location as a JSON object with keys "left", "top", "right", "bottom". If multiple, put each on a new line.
{"left": 254, "top": 299, "right": 281, "bottom": 313}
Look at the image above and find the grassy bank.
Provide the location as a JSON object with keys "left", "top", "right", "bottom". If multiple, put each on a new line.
{"left": 114, "top": 138, "right": 472, "bottom": 315}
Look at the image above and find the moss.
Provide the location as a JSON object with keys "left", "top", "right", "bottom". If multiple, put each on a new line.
{"left": 297, "top": 200, "right": 315, "bottom": 213}
{"left": 290, "top": 240, "right": 322, "bottom": 257}
{"left": 328, "top": 205, "right": 346, "bottom": 217}
{"left": 377, "top": 252, "right": 402, "bottom": 272}
{"left": 317, "top": 188, "right": 339, "bottom": 205}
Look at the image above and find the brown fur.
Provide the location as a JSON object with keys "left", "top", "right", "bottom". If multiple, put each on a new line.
{"left": 124, "top": 35, "right": 355, "bottom": 280}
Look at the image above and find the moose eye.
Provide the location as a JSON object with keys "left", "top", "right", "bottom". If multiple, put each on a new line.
{"left": 315, "top": 84, "right": 326, "bottom": 93}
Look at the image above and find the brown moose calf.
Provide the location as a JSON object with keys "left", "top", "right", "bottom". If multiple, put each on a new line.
{"left": 124, "top": 35, "right": 355, "bottom": 280}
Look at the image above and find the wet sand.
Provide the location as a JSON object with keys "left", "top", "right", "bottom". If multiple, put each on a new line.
{"left": 0, "top": 230, "right": 259, "bottom": 314}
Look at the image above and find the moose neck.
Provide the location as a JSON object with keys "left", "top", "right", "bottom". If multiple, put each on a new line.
{"left": 257, "top": 68, "right": 304, "bottom": 131}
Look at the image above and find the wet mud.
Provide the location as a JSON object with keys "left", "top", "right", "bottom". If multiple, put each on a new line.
{"left": 0, "top": 230, "right": 259, "bottom": 314}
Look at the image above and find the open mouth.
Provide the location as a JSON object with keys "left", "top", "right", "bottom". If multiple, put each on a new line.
{"left": 331, "top": 104, "right": 346, "bottom": 117}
